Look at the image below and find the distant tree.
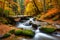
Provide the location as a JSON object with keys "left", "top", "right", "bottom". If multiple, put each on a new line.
{"left": 0, "top": 8, "right": 3, "bottom": 17}
{"left": 12, "top": 4, "right": 18, "bottom": 15}
{"left": 13, "top": 0, "right": 17, "bottom": 2}
{"left": 3, "top": 10, "right": 9, "bottom": 17}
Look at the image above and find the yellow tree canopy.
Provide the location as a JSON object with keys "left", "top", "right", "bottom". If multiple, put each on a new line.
{"left": 24, "top": 2, "right": 36, "bottom": 16}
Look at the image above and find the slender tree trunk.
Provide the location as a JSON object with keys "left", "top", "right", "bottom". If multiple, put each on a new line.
{"left": 32, "top": 0, "right": 41, "bottom": 15}
{"left": 43, "top": 0, "right": 46, "bottom": 13}
{"left": 2, "top": 0, "right": 5, "bottom": 17}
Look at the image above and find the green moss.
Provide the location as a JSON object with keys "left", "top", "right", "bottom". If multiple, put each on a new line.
{"left": 6, "top": 29, "right": 35, "bottom": 38}
{"left": 9, "top": 29, "right": 15, "bottom": 34}
{"left": 2, "top": 33, "right": 11, "bottom": 38}
{"left": 23, "top": 30, "right": 35, "bottom": 37}
{"left": 14, "top": 30, "right": 23, "bottom": 36}
{"left": 40, "top": 28, "right": 56, "bottom": 33}
{"left": 14, "top": 29, "right": 35, "bottom": 38}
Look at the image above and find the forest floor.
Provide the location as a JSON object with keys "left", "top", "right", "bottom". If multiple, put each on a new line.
{"left": 0, "top": 23, "right": 26, "bottom": 40}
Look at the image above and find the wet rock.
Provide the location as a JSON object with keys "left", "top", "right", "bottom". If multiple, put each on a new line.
{"left": 29, "top": 21, "right": 33, "bottom": 25}
{"left": 32, "top": 24, "right": 38, "bottom": 30}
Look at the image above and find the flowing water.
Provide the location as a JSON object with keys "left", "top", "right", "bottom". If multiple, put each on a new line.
{"left": 16, "top": 18, "right": 59, "bottom": 40}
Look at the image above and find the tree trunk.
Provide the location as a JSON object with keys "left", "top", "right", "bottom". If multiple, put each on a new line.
{"left": 43, "top": 0, "right": 46, "bottom": 12}
{"left": 32, "top": 0, "right": 41, "bottom": 16}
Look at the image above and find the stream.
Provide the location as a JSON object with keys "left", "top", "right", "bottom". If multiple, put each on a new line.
{"left": 16, "top": 17, "right": 59, "bottom": 40}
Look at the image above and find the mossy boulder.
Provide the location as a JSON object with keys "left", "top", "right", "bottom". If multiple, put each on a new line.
{"left": 14, "top": 29, "right": 35, "bottom": 38}
{"left": 9, "top": 29, "right": 15, "bottom": 34}
{"left": 14, "top": 30, "right": 23, "bottom": 36}
{"left": 23, "top": 30, "right": 35, "bottom": 37}
{"left": 2, "top": 33, "right": 11, "bottom": 38}
{"left": 32, "top": 24, "right": 38, "bottom": 30}
{"left": 40, "top": 27, "right": 56, "bottom": 34}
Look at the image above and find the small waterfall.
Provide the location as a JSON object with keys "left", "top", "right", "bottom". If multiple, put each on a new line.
{"left": 33, "top": 33, "right": 57, "bottom": 40}
{"left": 17, "top": 18, "right": 33, "bottom": 30}
{"left": 16, "top": 17, "right": 58, "bottom": 40}
{"left": 32, "top": 27, "right": 57, "bottom": 40}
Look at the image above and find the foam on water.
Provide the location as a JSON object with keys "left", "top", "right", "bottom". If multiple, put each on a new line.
{"left": 16, "top": 18, "right": 58, "bottom": 40}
